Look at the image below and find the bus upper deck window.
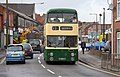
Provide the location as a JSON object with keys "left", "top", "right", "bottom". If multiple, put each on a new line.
{"left": 48, "top": 18, "right": 52, "bottom": 22}
{"left": 72, "top": 17, "right": 77, "bottom": 22}
{"left": 53, "top": 18, "right": 60, "bottom": 22}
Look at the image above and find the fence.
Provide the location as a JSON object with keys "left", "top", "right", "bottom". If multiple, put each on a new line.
{"left": 101, "top": 53, "right": 120, "bottom": 72}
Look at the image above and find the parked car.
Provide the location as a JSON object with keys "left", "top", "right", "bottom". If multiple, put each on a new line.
{"left": 6, "top": 44, "right": 25, "bottom": 65}
{"left": 29, "top": 39, "right": 42, "bottom": 53}
{"left": 22, "top": 43, "right": 33, "bottom": 59}
{"left": 86, "top": 43, "right": 92, "bottom": 50}
{"left": 94, "top": 41, "right": 100, "bottom": 50}
{"left": 100, "top": 41, "right": 106, "bottom": 51}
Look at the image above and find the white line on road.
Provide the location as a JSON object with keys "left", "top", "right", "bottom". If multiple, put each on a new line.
{"left": 47, "top": 69, "right": 55, "bottom": 75}
{"left": 38, "top": 60, "right": 41, "bottom": 64}
{"left": 58, "top": 76, "right": 62, "bottom": 77}
{"left": 38, "top": 57, "right": 40, "bottom": 60}
{"left": 41, "top": 53, "right": 43, "bottom": 55}
{"left": 41, "top": 64, "right": 46, "bottom": 68}
{"left": 38, "top": 53, "right": 57, "bottom": 75}
{"left": 39, "top": 54, "right": 42, "bottom": 57}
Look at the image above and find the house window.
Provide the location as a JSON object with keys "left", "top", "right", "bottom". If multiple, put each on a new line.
{"left": 117, "top": 32, "right": 120, "bottom": 58}
{"left": 117, "top": 0, "right": 120, "bottom": 19}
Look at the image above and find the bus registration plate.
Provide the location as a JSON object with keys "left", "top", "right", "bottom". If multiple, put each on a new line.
{"left": 58, "top": 58, "right": 66, "bottom": 60}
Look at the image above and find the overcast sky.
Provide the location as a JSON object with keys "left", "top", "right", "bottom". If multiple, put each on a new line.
{"left": 0, "top": 0, "right": 111, "bottom": 24}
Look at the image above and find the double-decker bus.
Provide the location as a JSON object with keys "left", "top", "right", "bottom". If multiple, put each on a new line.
{"left": 44, "top": 8, "right": 78, "bottom": 64}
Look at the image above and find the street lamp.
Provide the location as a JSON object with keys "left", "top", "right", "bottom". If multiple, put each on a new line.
{"left": 89, "top": 13, "right": 98, "bottom": 41}
{"left": 99, "top": 14, "right": 102, "bottom": 34}
{"left": 99, "top": 14, "right": 102, "bottom": 24}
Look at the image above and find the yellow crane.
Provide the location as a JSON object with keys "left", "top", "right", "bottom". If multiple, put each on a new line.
{"left": 20, "top": 27, "right": 35, "bottom": 43}
{"left": 13, "top": 26, "right": 38, "bottom": 43}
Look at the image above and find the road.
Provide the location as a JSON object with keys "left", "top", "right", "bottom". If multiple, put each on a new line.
{"left": 0, "top": 53, "right": 118, "bottom": 77}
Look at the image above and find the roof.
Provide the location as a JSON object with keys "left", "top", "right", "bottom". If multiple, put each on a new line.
{"left": 8, "top": 44, "right": 23, "bottom": 46}
{"left": 2, "top": 3, "right": 35, "bottom": 17}
{"left": 22, "top": 43, "right": 31, "bottom": 45}
{"left": 47, "top": 8, "right": 77, "bottom": 14}
{"left": 0, "top": 4, "right": 36, "bottom": 22}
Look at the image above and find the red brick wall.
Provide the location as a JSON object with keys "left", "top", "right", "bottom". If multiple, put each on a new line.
{"left": 0, "top": 5, "right": 4, "bottom": 32}
{"left": 35, "top": 14, "right": 46, "bottom": 25}
{"left": 113, "top": 0, "right": 118, "bottom": 54}
{"left": 9, "top": 12, "right": 14, "bottom": 27}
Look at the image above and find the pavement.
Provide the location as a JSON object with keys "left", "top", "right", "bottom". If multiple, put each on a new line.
{"left": 0, "top": 48, "right": 6, "bottom": 63}
{"left": 78, "top": 46, "right": 120, "bottom": 75}
{"left": 78, "top": 49, "right": 101, "bottom": 68}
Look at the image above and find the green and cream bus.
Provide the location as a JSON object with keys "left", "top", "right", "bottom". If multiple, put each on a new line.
{"left": 44, "top": 8, "right": 78, "bottom": 64}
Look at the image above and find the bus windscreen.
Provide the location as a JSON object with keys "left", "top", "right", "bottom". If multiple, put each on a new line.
{"left": 47, "top": 36, "right": 77, "bottom": 47}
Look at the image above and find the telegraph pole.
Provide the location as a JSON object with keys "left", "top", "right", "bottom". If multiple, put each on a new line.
{"left": 103, "top": 8, "right": 105, "bottom": 41}
{"left": 6, "top": 0, "right": 9, "bottom": 47}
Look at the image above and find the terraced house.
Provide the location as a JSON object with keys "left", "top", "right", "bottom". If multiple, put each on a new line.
{"left": 113, "top": 0, "right": 120, "bottom": 55}
{"left": 0, "top": 3, "right": 38, "bottom": 49}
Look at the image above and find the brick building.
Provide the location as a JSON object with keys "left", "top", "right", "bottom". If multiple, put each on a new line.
{"left": 113, "top": 0, "right": 120, "bottom": 54}
{"left": 79, "top": 22, "right": 111, "bottom": 42}
{"left": 35, "top": 14, "right": 46, "bottom": 33}
{"left": 0, "top": 4, "right": 37, "bottom": 48}
{"left": 0, "top": 4, "right": 14, "bottom": 48}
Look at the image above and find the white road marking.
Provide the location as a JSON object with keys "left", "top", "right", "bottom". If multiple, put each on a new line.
{"left": 38, "top": 60, "right": 41, "bottom": 64}
{"left": 38, "top": 57, "right": 40, "bottom": 60}
{"left": 41, "top": 64, "right": 46, "bottom": 68}
{"left": 58, "top": 76, "right": 62, "bottom": 77}
{"left": 41, "top": 53, "right": 43, "bottom": 55}
{"left": 38, "top": 54, "right": 57, "bottom": 75}
{"left": 39, "top": 54, "right": 42, "bottom": 57}
{"left": 47, "top": 69, "right": 55, "bottom": 75}
{"left": 78, "top": 62, "right": 120, "bottom": 77}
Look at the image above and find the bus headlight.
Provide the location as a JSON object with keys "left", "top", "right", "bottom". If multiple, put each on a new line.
{"left": 71, "top": 57, "right": 74, "bottom": 61}
{"left": 50, "top": 57, "right": 53, "bottom": 61}
{"left": 50, "top": 52, "right": 53, "bottom": 56}
{"left": 71, "top": 53, "right": 74, "bottom": 56}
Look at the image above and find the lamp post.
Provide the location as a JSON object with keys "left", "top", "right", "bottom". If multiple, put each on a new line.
{"left": 99, "top": 14, "right": 102, "bottom": 24}
{"left": 6, "top": 0, "right": 9, "bottom": 47}
{"left": 99, "top": 14, "right": 102, "bottom": 34}
{"left": 90, "top": 13, "right": 98, "bottom": 41}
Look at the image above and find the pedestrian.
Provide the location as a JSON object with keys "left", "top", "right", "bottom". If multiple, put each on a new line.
{"left": 53, "top": 17, "right": 60, "bottom": 22}
{"left": 71, "top": 17, "right": 77, "bottom": 22}
{"left": 81, "top": 41, "right": 86, "bottom": 54}
{"left": 109, "top": 40, "right": 111, "bottom": 55}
